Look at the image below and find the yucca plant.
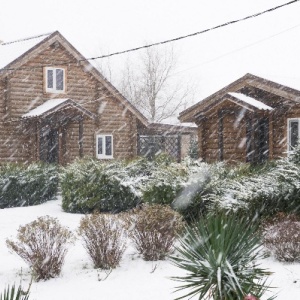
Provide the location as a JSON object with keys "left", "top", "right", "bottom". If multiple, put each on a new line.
{"left": 0, "top": 284, "right": 30, "bottom": 300}
{"left": 170, "top": 213, "right": 276, "bottom": 300}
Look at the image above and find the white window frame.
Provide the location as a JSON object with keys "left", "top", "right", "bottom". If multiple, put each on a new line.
{"left": 96, "top": 135, "right": 113, "bottom": 159}
{"left": 287, "top": 118, "right": 300, "bottom": 154}
{"left": 45, "top": 67, "right": 66, "bottom": 93}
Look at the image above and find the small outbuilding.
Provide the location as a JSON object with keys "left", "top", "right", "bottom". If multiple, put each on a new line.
{"left": 179, "top": 73, "right": 300, "bottom": 163}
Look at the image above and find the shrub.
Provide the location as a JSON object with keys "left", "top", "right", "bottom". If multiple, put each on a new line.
{"left": 263, "top": 218, "right": 300, "bottom": 262}
{"left": 142, "top": 157, "right": 188, "bottom": 206}
{"left": 0, "top": 284, "right": 30, "bottom": 300}
{"left": 205, "top": 159, "right": 300, "bottom": 218}
{"left": 6, "top": 216, "right": 74, "bottom": 281}
{"left": 124, "top": 204, "right": 184, "bottom": 261}
{"left": 171, "top": 213, "right": 275, "bottom": 300}
{"left": 0, "top": 163, "right": 58, "bottom": 208}
{"left": 78, "top": 213, "right": 126, "bottom": 269}
{"left": 61, "top": 158, "right": 140, "bottom": 213}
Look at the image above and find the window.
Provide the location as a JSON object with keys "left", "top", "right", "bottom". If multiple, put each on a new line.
{"left": 96, "top": 135, "right": 113, "bottom": 159}
{"left": 45, "top": 67, "right": 65, "bottom": 93}
{"left": 288, "top": 118, "right": 300, "bottom": 152}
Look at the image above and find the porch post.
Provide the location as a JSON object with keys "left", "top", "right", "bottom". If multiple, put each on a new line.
{"left": 36, "top": 121, "right": 40, "bottom": 161}
{"left": 269, "top": 112, "right": 274, "bottom": 160}
{"left": 218, "top": 110, "right": 224, "bottom": 161}
{"left": 79, "top": 116, "right": 83, "bottom": 158}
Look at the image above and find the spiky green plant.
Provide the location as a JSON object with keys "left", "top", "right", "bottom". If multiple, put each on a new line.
{"left": 170, "top": 214, "right": 276, "bottom": 300}
{"left": 0, "top": 284, "right": 30, "bottom": 300}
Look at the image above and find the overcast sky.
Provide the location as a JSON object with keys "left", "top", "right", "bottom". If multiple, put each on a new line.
{"left": 1, "top": 0, "right": 300, "bottom": 102}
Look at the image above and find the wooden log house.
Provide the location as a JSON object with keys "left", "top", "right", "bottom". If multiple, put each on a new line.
{"left": 179, "top": 73, "right": 300, "bottom": 164}
{"left": 0, "top": 31, "right": 150, "bottom": 165}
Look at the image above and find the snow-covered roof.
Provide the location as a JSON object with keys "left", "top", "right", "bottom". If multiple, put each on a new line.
{"left": 22, "top": 98, "right": 70, "bottom": 118}
{"left": 0, "top": 32, "right": 52, "bottom": 69}
{"left": 228, "top": 92, "right": 273, "bottom": 111}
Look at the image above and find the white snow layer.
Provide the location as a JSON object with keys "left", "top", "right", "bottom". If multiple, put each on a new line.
{"left": 0, "top": 33, "right": 52, "bottom": 69}
{"left": 0, "top": 198, "right": 299, "bottom": 300}
{"left": 22, "top": 98, "right": 70, "bottom": 118}
{"left": 228, "top": 92, "right": 273, "bottom": 110}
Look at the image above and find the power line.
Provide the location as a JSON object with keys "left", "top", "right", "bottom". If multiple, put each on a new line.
{"left": 83, "top": 0, "right": 300, "bottom": 61}
{"left": 1, "top": 0, "right": 299, "bottom": 72}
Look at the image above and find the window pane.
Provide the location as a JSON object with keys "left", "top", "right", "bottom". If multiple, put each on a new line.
{"left": 290, "top": 121, "right": 299, "bottom": 149}
{"left": 105, "top": 136, "right": 112, "bottom": 156}
{"left": 47, "top": 69, "right": 53, "bottom": 88}
{"left": 56, "top": 69, "right": 64, "bottom": 90}
{"left": 98, "top": 137, "right": 103, "bottom": 155}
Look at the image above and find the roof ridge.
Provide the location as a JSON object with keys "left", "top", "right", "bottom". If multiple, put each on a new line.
{"left": 1, "top": 32, "right": 54, "bottom": 46}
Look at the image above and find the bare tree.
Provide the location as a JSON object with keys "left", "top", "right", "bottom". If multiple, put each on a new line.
{"left": 119, "top": 45, "right": 194, "bottom": 123}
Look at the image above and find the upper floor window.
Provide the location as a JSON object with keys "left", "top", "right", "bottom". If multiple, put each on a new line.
{"left": 288, "top": 118, "right": 300, "bottom": 152}
{"left": 96, "top": 135, "right": 113, "bottom": 159}
{"left": 45, "top": 67, "right": 65, "bottom": 93}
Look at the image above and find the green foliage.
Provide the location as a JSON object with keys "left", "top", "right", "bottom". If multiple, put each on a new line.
{"left": 6, "top": 216, "right": 74, "bottom": 281}
{"left": 207, "top": 159, "right": 300, "bottom": 218}
{"left": 141, "top": 155, "right": 188, "bottom": 205}
{"left": 0, "top": 163, "right": 58, "bottom": 208}
{"left": 173, "top": 162, "right": 229, "bottom": 222}
{"left": 171, "top": 213, "right": 275, "bottom": 300}
{"left": 78, "top": 213, "right": 126, "bottom": 269}
{"left": 61, "top": 158, "right": 140, "bottom": 213}
{"left": 0, "top": 284, "right": 30, "bottom": 300}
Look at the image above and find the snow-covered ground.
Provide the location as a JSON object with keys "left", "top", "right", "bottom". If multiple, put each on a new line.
{"left": 0, "top": 198, "right": 299, "bottom": 300}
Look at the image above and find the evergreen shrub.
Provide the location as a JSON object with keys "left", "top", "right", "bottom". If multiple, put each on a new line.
{"left": 142, "top": 154, "right": 188, "bottom": 205}
{"left": 0, "top": 163, "right": 58, "bottom": 209}
{"left": 6, "top": 216, "right": 74, "bottom": 281}
{"left": 61, "top": 158, "right": 140, "bottom": 213}
{"left": 123, "top": 204, "right": 184, "bottom": 261}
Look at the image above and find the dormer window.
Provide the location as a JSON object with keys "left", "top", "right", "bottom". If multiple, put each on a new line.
{"left": 45, "top": 67, "right": 66, "bottom": 93}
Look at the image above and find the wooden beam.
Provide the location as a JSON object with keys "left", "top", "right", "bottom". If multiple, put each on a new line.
{"left": 218, "top": 110, "right": 224, "bottom": 161}
{"left": 79, "top": 116, "right": 83, "bottom": 158}
{"left": 269, "top": 112, "right": 274, "bottom": 160}
{"left": 36, "top": 121, "right": 40, "bottom": 161}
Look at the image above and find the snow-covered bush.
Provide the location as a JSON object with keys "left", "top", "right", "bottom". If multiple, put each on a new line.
{"left": 6, "top": 216, "right": 74, "bottom": 281}
{"left": 78, "top": 213, "right": 126, "bottom": 269}
{"left": 61, "top": 158, "right": 140, "bottom": 213}
{"left": 205, "top": 159, "right": 300, "bottom": 217}
{"left": 123, "top": 204, "right": 184, "bottom": 261}
{"left": 0, "top": 163, "right": 58, "bottom": 208}
{"left": 263, "top": 216, "right": 300, "bottom": 262}
{"left": 173, "top": 161, "right": 230, "bottom": 222}
{"left": 171, "top": 213, "right": 274, "bottom": 300}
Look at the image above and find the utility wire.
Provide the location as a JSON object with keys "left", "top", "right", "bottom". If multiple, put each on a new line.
{"left": 0, "top": 0, "right": 299, "bottom": 72}
{"left": 82, "top": 0, "right": 300, "bottom": 61}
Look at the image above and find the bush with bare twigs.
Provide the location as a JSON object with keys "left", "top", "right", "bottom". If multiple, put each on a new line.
{"left": 6, "top": 216, "right": 74, "bottom": 281}
{"left": 124, "top": 204, "right": 184, "bottom": 261}
{"left": 263, "top": 214, "right": 300, "bottom": 262}
{"left": 78, "top": 213, "right": 126, "bottom": 269}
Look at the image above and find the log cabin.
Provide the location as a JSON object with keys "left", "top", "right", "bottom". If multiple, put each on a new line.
{"left": 0, "top": 31, "right": 195, "bottom": 164}
{"left": 179, "top": 73, "right": 300, "bottom": 164}
{"left": 0, "top": 31, "right": 152, "bottom": 164}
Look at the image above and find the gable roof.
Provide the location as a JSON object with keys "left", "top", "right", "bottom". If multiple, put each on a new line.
{"left": 0, "top": 31, "right": 149, "bottom": 126}
{"left": 179, "top": 73, "right": 300, "bottom": 122}
{"left": 0, "top": 32, "right": 53, "bottom": 70}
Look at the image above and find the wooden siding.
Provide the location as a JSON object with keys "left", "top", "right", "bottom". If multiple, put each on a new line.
{"left": 0, "top": 41, "right": 138, "bottom": 163}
